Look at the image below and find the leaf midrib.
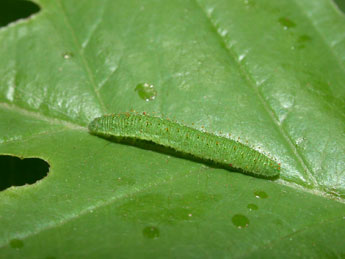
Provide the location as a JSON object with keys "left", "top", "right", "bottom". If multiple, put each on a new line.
{"left": 1, "top": 101, "right": 344, "bottom": 205}
{"left": 0, "top": 102, "right": 84, "bottom": 130}
{"left": 193, "top": 0, "right": 318, "bottom": 186}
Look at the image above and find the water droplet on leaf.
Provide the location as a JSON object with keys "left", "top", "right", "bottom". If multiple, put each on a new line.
{"left": 232, "top": 214, "right": 249, "bottom": 228}
{"left": 62, "top": 52, "right": 73, "bottom": 59}
{"left": 135, "top": 83, "right": 157, "bottom": 101}
{"left": 143, "top": 226, "right": 160, "bottom": 239}
{"left": 254, "top": 190, "right": 268, "bottom": 199}
{"left": 247, "top": 203, "right": 258, "bottom": 211}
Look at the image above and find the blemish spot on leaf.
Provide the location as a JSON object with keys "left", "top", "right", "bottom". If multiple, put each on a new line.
{"left": 116, "top": 192, "right": 221, "bottom": 224}
{"left": 278, "top": 17, "right": 296, "bottom": 30}
{"left": 10, "top": 239, "right": 24, "bottom": 249}
{"left": 142, "top": 226, "right": 160, "bottom": 239}
{"left": 0, "top": 155, "right": 50, "bottom": 191}
{"left": 297, "top": 34, "right": 312, "bottom": 49}
{"left": 297, "top": 34, "right": 312, "bottom": 43}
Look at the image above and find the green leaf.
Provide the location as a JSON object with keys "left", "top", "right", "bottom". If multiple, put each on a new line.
{"left": 0, "top": 0, "right": 344, "bottom": 258}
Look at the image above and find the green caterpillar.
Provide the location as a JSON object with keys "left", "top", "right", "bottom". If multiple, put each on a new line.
{"left": 88, "top": 113, "right": 280, "bottom": 177}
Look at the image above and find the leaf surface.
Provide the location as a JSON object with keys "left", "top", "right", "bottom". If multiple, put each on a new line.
{"left": 0, "top": 0, "right": 344, "bottom": 258}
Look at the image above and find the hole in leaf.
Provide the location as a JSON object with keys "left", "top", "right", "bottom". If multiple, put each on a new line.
{"left": 0, "top": 155, "right": 50, "bottom": 191}
{"left": 0, "top": 0, "right": 41, "bottom": 28}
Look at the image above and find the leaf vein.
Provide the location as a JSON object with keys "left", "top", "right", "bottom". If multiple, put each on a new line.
{"left": 0, "top": 102, "right": 85, "bottom": 130}
{"left": 81, "top": 0, "right": 107, "bottom": 50}
{"left": 193, "top": 0, "right": 317, "bottom": 187}
{"left": 56, "top": 0, "right": 107, "bottom": 113}
{"left": 0, "top": 170, "right": 194, "bottom": 248}
{"left": 241, "top": 215, "right": 345, "bottom": 257}
{"left": 292, "top": 0, "right": 345, "bottom": 72}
